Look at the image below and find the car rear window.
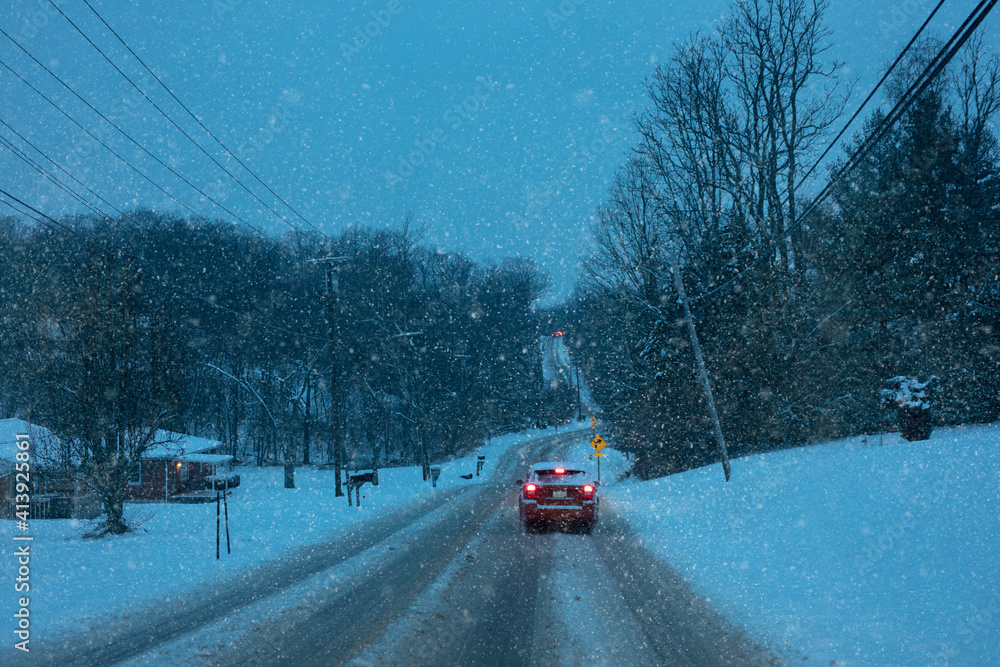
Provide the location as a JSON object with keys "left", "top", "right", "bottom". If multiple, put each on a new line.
{"left": 534, "top": 470, "right": 586, "bottom": 482}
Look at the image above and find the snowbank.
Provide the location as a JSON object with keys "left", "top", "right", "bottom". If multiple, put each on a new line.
{"left": 605, "top": 424, "right": 1000, "bottom": 666}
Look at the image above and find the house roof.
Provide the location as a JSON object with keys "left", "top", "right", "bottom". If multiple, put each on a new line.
{"left": 0, "top": 420, "right": 224, "bottom": 467}
{"left": 0, "top": 418, "right": 58, "bottom": 463}
{"left": 142, "top": 431, "right": 223, "bottom": 460}
{"left": 178, "top": 453, "right": 233, "bottom": 464}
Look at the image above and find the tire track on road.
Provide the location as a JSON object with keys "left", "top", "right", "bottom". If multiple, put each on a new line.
{"left": 35, "top": 429, "right": 587, "bottom": 666}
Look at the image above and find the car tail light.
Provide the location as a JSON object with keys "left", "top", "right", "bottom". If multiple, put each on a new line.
{"left": 582, "top": 484, "right": 594, "bottom": 500}
{"left": 524, "top": 483, "right": 536, "bottom": 499}
{"left": 555, "top": 468, "right": 565, "bottom": 474}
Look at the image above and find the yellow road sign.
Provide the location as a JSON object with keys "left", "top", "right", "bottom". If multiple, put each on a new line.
{"left": 592, "top": 452, "right": 604, "bottom": 457}
{"left": 590, "top": 417, "right": 597, "bottom": 427}
{"left": 590, "top": 435, "right": 606, "bottom": 452}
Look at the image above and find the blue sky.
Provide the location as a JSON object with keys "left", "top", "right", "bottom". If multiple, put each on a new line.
{"left": 1, "top": 0, "right": 997, "bottom": 304}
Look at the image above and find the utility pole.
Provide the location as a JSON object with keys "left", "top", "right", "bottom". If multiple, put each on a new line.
{"left": 669, "top": 246, "right": 732, "bottom": 481}
{"left": 303, "top": 369, "right": 312, "bottom": 465}
{"left": 394, "top": 331, "right": 428, "bottom": 480}
{"left": 576, "top": 366, "right": 583, "bottom": 421}
{"left": 309, "top": 256, "right": 349, "bottom": 496}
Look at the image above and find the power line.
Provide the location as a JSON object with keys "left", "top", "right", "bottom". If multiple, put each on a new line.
{"left": 691, "top": 0, "right": 997, "bottom": 303}
{"left": 0, "top": 56, "right": 208, "bottom": 222}
{"left": 46, "top": 0, "right": 330, "bottom": 241}
{"left": 0, "top": 26, "right": 270, "bottom": 240}
{"left": 0, "top": 42, "right": 330, "bottom": 343}
{"left": 0, "top": 115, "right": 125, "bottom": 217}
{"left": 0, "top": 188, "right": 328, "bottom": 344}
{"left": 798, "top": 0, "right": 996, "bottom": 225}
{"left": 76, "top": 0, "right": 331, "bottom": 241}
{"left": 796, "top": 0, "right": 950, "bottom": 187}
{"left": 0, "top": 134, "right": 108, "bottom": 219}
{"left": 0, "top": 185, "right": 104, "bottom": 250}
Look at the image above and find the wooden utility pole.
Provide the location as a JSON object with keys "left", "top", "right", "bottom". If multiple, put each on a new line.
{"left": 669, "top": 246, "right": 732, "bottom": 481}
{"left": 309, "top": 256, "right": 349, "bottom": 497}
{"left": 576, "top": 367, "right": 582, "bottom": 421}
{"left": 394, "top": 331, "right": 428, "bottom": 480}
{"left": 303, "top": 370, "right": 312, "bottom": 465}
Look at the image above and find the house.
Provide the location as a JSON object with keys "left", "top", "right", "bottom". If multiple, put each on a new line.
{"left": 125, "top": 431, "right": 235, "bottom": 503}
{"left": 0, "top": 418, "right": 102, "bottom": 520}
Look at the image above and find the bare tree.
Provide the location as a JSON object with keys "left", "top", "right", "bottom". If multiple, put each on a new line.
{"left": 32, "top": 251, "right": 173, "bottom": 535}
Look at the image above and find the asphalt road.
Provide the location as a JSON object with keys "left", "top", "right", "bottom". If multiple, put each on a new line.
{"left": 35, "top": 429, "right": 777, "bottom": 666}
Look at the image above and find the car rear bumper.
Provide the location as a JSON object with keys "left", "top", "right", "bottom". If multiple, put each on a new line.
{"left": 521, "top": 500, "right": 596, "bottom": 523}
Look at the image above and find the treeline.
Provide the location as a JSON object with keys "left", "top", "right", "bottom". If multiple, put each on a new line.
{"left": 565, "top": 0, "right": 1000, "bottom": 478}
{"left": 0, "top": 211, "right": 552, "bottom": 471}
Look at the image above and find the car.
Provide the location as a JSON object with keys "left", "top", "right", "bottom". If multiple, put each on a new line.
{"left": 550, "top": 331, "right": 564, "bottom": 337}
{"left": 518, "top": 461, "right": 598, "bottom": 533}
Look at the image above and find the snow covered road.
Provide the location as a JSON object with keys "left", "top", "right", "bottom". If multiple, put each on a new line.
{"left": 29, "top": 426, "right": 772, "bottom": 667}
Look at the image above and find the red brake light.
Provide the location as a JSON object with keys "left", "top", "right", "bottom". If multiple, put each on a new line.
{"left": 582, "top": 484, "right": 594, "bottom": 499}
{"left": 555, "top": 468, "right": 565, "bottom": 474}
{"left": 524, "top": 483, "right": 536, "bottom": 499}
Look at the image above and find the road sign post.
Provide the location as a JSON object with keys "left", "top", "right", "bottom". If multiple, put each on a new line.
{"left": 590, "top": 435, "right": 606, "bottom": 483}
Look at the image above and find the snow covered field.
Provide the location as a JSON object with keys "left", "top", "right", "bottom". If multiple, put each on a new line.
{"left": 0, "top": 424, "right": 582, "bottom": 652}
{"left": 599, "top": 425, "right": 1000, "bottom": 666}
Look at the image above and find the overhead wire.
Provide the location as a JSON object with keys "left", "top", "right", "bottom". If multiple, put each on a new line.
{"left": 0, "top": 134, "right": 109, "bottom": 220}
{"left": 795, "top": 0, "right": 950, "bottom": 187}
{"left": 0, "top": 188, "right": 329, "bottom": 343}
{"left": 0, "top": 25, "right": 271, "bottom": 240}
{"left": 0, "top": 16, "right": 335, "bottom": 345}
{"left": 45, "top": 0, "right": 331, "bottom": 241}
{"left": 75, "top": 0, "right": 331, "bottom": 242}
{"left": 690, "top": 0, "right": 997, "bottom": 303}
{"left": 0, "top": 55, "right": 212, "bottom": 223}
{"left": 0, "top": 115, "right": 125, "bottom": 217}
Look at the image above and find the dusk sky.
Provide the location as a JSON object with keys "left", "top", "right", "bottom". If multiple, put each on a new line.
{"left": 2, "top": 0, "right": 997, "bottom": 303}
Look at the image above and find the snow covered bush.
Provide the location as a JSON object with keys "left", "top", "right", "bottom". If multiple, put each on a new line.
{"left": 881, "top": 376, "right": 937, "bottom": 441}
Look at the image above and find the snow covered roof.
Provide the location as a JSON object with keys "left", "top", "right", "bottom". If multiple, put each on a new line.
{"left": 177, "top": 453, "right": 233, "bottom": 464}
{"left": 0, "top": 418, "right": 59, "bottom": 463}
{"left": 0, "top": 421, "right": 223, "bottom": 464}
{"left": 143, "top": 431, "right": 223, "bottom": 460}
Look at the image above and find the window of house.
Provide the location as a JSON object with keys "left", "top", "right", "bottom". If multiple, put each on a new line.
{"left": 127, "top": 461, "right": 142, "bottom": 486}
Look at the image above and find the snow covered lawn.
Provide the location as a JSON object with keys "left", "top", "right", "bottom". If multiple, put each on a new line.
{"left": 602, "top": 424, "right": 1000, "bottom": 666}
{"left": 0, "top": 424, "right": 577, "bottom": 652}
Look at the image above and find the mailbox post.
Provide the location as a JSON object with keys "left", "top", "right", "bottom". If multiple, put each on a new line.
{"left": 347, "top": 469, "right": 377, "bottom": 507}
{"left": 476, "top": 456, "right": 485, "bottom": 477}
{"left": 430, "top": 466, "right": 442, "bottom": 488}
